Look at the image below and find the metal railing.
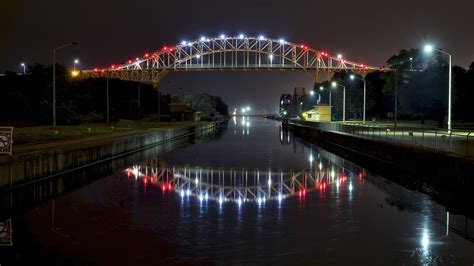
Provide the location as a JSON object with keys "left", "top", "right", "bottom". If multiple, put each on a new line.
{"left": 290, "top": 120, "right": 474, "bottom": 157}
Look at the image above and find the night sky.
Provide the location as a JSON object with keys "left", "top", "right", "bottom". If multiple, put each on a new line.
{"left": 2, "top": 0, "right": 473, "bottom": 113}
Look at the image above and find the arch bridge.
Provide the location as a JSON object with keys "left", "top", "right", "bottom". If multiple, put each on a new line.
{"left": 81, "top": 35, "right": 382, "bottom": 84}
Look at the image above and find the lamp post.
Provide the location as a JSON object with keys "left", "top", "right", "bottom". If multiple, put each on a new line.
{"left": 73, "top": 59, "right": 79, "bottom": 70}
{"left": 320, "top": 86, "right": 331, "bottom": 106}
{"left": 53, "top": 42, "right": 77, "bottom": 127}
{"left": 350, "top": 74, "right": 367, "bottom": 124}
{"left": 424, "top": 44, "right": 452, "bottom": 132}
{"left": 331, "top": 81, "right": 346, "bottom": 122}
{"left": 20, "top": 63, "right": 26, "bottom": 74}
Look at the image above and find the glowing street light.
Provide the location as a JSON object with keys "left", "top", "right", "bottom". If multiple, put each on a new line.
{"left": 53, "top": 41, "right": 78, "bottom": 127}
{"left": 310, "top": 90, "right": 315, "bottom": 96}
{"left": 350, "top": 74, "right": 367, "bottom": 124}
{"left": 332, "top": 81, "right": 346, "bottom": 122}
{"left": 424, "top": 43, "right": 452, "bottom": 132}
{"left": 73, "top": 59, "right": 79, "bottom": 70}
{"left": 246, "top": 106, "right": 250, "bottom": 111}
{"left": 20, "top": 62, "right": 26, "bottom": 74}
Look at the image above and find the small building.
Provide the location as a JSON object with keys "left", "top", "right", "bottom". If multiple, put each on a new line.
{"left": 169, "top": 103, "right": 194, "bottom": 122}
{"left": 301, "top": 104, "right": 332, "bottom": 122}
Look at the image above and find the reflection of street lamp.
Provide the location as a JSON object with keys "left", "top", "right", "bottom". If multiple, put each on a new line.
{"left": 424, "top": 44, "right": 452, "bottom": 132}
{"left": 53, "top": 42, "right": 77, "bottom": 127}
{"left": 350, "top": 74, "right": 367, "bottom": 124}
{"left": 246, "top": 106, "right": 250, "bottom": 111}
{"left": 241, "top": 108, "right": 246, "bottom": 113}
{"left": 332, "top": 81, "right": 346, "bottom": 122}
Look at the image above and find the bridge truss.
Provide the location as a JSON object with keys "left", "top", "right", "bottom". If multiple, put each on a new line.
{"left": 124, "top": 164, "right": 361, "bottom": 204}
{"left": 82, "top": 35, "right": 382, "bottom": 83}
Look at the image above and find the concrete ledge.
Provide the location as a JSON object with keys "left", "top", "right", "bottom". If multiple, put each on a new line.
{"left": 0, "top": 122, "right": 217, "bottom": 188}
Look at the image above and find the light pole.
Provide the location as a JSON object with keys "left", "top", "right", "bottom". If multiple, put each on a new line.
{"left": 73, "top": 59, "right": 79, "bottom": 70}
{"left": 350, "top": 74, "right": 367, "bottom": 124}
{"left": 20, "top": 63, "right": 26, "bottom": 74}
{"left": 53, "top": 42, "right": 77, "bottom": 127}
{"left": 320, "top": 86, "right": 331, "bottom": 106}
{"left": 424, "top": 44, "right": 452, "bottom": 132}
{"left": 331, "top": 81, "right": 346, "bottom": 122}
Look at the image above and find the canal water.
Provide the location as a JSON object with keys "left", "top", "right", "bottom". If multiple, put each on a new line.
{"left": 1, "top": 117, "right": 473, "bottom": 265}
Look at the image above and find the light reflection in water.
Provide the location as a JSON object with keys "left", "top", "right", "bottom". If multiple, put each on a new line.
{"left": 123, "top": 161, "right": 360, "bottom": 208}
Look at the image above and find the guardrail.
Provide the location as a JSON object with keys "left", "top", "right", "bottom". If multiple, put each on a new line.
{"left": 290, "top": 120, "right": 474, "bottom": 157}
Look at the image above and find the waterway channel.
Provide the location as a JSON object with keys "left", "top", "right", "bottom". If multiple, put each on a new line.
{"left": 0, "top": 117, "right": 473, "bottom": 265}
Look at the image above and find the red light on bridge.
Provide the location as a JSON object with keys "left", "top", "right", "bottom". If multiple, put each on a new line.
{"left": 144, "top": 53, "right": 149, "bottom": 58}
{"left": 111, "top": 64, "right": 115, "bottom": 69}
{"left": 93, "top": 68, "right": 98, "bottom": 72}
{"left": 128, "top": 60, "right": 132, "bottom": 64}
{"left": 320, "top": 52, "right": 328, "bottom": 56}
{"left": 360, "top": 63, "right": 365, "bottom": 68}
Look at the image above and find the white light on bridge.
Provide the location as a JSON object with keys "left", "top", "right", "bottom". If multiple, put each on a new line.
{"left": 186, "top": 189, "right": 191, "bottom": 196}
{"left": 205, "top": 192, "right": 209, "bottom": 201}
{"left": 278, "top": 194, "right": 283, "bottom": 202}
{"left": 337, "top": 54, "right": 343, "bottom": 59}
{"left": 259, "top": 35, "right": 265, "bottom": 40}
{"left": 199, "top": 194, "right": 204, "bottom": 202}
{"left": 200, "top": 36, "right": 206, "bottom": 41}
{"left": 269, "top": 54, "right": 273, "bottom": 60}
{"left": 181, "top": 41, "right": 187, "bottom": 45}
{"left": 237, "top": 198, "right": 242, "bottom": 207}
{"left": 180, "top": 190, "right": 185, "bottom": 197}
{"left": 239, "top": 34, "right": 245, "bottom": 39}
{"left": 279, "top": 39, "right": 285, "bottom": 44}
{"left": 268, "top": 178, "right": 272, "bottom": 186}
{"left": 219, "top": 196, "right": 224, "bottom": 205}
{"left": 196, "top": 54, "right": 201, "bottom": 58}
{"left": 220, "top": 34, "right": 226, "bottom": 39}
{"left": 349, "top": 183, "right": 353, "bottom": 192}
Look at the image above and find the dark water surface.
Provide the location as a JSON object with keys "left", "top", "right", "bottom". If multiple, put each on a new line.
{"left": 1, "top": 117, "right": 474, "bottom": 265}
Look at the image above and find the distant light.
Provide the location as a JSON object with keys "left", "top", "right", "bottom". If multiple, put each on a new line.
{"left": 283, "top": 111, "right": 287, "bottom": 115}
{"left": 246, "top": 106, "right": 250, "bottom": 111}
{"left": 278, "top": 194, "right": 283, "bottom": 202}
{"left": 349, "top": 183, "right": 353, "bottom": 192}
{"left": 71, "top": 70, "right": 80, "bottom": 77}
{"left": 279, "top": 39, "right": 285, "bottom": 44}
{"left": 241, "top": 108, "right": 246, "bottom": 113}
{"left": 220, "top": 34, "right": 226, "bottom": 39}
{"left": 309, "top": 154, "right": 314, "bottom": 162}
{"left": 337, "top": 54, "right": 343, "bottom": 59}
{"left": 259, "top": 35, "right": 265, "bottom": 40}
{"left": 331, "top": 81, "right": 337, "bottom": 87}
{"left": 74, "top": 59, "right": 79, "bottom": 64}
{"left": 196, "top": 54, "right": 201, "bottom": 58}
{"left": 195, "top": 177, "right": 199, "bottom": 184}
{"left": 319, "top": 162, "right": 322, "bottom": 170}
{"left": 246, "top": 121, "right": 250, "bottom": 127}
{"left": 268, "top": 178, "right": 271, "bottom": 187}
{"left": 200, "top": 36, "right": 206, "bottom": 41}
{"left": 199, "top": 194, "right": 204, "bottom": 202}
{"left": 135, "top": 57, "right": 139, "bottom": 61}
{"left": 21, "top": 62, "right": 25, "bottom": 67}
{"left": 269, "top": 54, "right": 273, "bottom": 60}
{"left": 186, "top": 189, "right": 191, "bottom": 196}
{"left": 319, "top": 86, "right": 324, "bottom": 91}
{"left": 331, "top": 169, "right": 335, "bottom": 178}
{"left": 409, "top": 57, "right": 413, "bottom": 61}
{"left": 237, "top": 198, "right": 242, "bottom": 206}
{"left": 219, "top": 196, "right": 224, "bottom": 205}
{"left": 181, "top": 41, "right": 187, "bottom": 45}
{"left": 350, "top": 74, "right": 355, "bottom": 80}
{"left": 205, "top": 192, "right": 209, "bottom": 201}
{"left": 180, "top": 190, "right": 185, "bottom": 197}
{"left": 239, "top": 34, "right": 245, "bottom": 39}
{"left": 310, "top": 90, "right": 315, "bottom": 96}
{"left": 424, "top": 44, "right": 434, "bottom": 53}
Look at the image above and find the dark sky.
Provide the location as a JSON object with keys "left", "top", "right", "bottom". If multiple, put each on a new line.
{"left": 2, "top": 0, "right": 473, "bottom": 113}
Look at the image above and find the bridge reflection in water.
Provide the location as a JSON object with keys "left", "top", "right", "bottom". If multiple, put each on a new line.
{"left": 124, "top": 163, "right": 361, "bottom": 205}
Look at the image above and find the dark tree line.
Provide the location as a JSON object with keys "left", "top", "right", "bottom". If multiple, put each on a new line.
{"left": 0, "top": 64, "right": 228, "bottom": 125}
{"left": 315, "top": 49, "right": 474, "bottom": 124}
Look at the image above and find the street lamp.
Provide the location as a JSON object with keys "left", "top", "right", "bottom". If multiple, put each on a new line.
{"left": 20, "top": 63, "right": 26, "bottom": 74}
{"left": 350, "top": 74, "right": 367, "bottom": 124}
{"left": 424, "top": 44, "right": 452, "bottom": 132}
{"left": 319, "top": 86, "right": 332, "bottom": 106}
{"left": 332, "top": 81, "right": 346, "bottom": 122}
{"left": 310, "top": 90, "right": 315, "bottom": 96}
{"left": 73, "top": 59, "right": 79, "bottom": 70}
{"left": 53, "top": 42, "right": 77, "bottom": 127}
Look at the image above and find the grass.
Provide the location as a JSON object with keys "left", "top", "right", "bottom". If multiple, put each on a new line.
{"left": 12, "top": 120, "right": 196, "bottom": 145}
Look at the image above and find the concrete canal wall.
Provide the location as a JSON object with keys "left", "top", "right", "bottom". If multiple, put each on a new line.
{"left": 0, "top": 122, "right": 218, "bottom": 189}
{"left": 287, "top": 120, "right": 474, "bottom": 216}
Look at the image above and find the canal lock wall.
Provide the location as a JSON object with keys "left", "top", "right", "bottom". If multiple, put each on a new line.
{"left": 0, "top": 122, "right": 218, "bottom": 190}
{"left": 287, "top": 121, "right": 474, "bottom": 217}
